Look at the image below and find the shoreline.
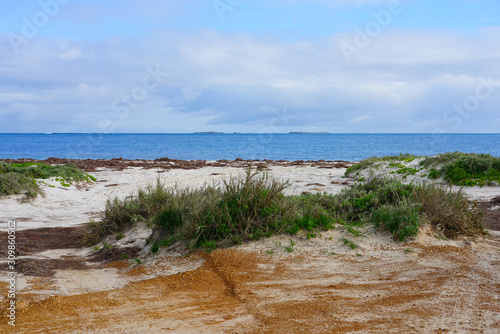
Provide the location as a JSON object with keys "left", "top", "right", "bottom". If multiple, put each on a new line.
{"left": 0, "top": 157, "right": 353, "bottom": 172}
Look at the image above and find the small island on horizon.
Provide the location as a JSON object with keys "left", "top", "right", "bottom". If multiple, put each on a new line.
{"left": 289, "top": 132, "right": 330, "bottom": 134}
{"left": 192, "top": 131, "right": 332, "bottom": 134}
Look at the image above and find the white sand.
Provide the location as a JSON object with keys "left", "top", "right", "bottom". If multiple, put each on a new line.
{"left": 1, "top": 164, "right": 499, "bottom": 333}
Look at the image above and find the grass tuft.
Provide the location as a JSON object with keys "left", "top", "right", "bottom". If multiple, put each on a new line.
{"left": 0, "top": 161, "right": 95, "bottom": 197}
{"left": 84, "top": 169, "right": 485, "bottom": 249}
{"left": 0, "top": 173, "right": 40, "bottom": 198}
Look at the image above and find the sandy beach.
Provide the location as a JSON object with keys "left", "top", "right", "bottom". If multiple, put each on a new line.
{"left": 4, "top": 0, "right": 500, "bottom": 331}
{"left": 1, "top": 160, "right": 500, "bottom": 333}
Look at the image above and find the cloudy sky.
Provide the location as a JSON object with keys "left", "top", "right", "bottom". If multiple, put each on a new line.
{"left": 1, "top": 0, "right": 500, "bottom": 133}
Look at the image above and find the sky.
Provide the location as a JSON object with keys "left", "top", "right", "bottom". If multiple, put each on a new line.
{"left": 1, "top": 0, "right": 500, "bottom": 133}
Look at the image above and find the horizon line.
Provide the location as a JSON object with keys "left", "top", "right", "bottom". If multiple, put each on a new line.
{"left": 1, "top": 132, "right": 500, "bottom": 135}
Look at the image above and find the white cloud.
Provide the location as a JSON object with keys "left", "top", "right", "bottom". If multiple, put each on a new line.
{"left": 1, "top": 25, "right": 500, "bottom": 133}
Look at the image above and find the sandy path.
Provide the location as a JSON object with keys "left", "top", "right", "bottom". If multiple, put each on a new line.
{"left": 2, "top": 233, "right": 500, "bottom": 333}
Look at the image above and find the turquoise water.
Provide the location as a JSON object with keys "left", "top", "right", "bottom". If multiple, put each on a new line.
{"left": 0, "top": 133, "right": 499, "bottom": 161}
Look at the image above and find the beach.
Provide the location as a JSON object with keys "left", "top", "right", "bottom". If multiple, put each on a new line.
{"left": 1, "top": 159, "right": 500, "bottom": 333}
{"left": 4, "top": 0, "right": 500, "bottom": 332}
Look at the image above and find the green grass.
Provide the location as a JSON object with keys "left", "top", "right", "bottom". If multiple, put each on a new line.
{"left": 85, "top": 169, "right": 485, "bottom": 250}
{"left": 159, "top": 236, "right": 179, "bottom": 247}
{"left": 342, "top": 237, "right": 358, "bottom": 249}
{"left": 389, "top": 163, "right": 406, "bottom": 169}
{"left": 347, "top": 152, "right": 500, "bottom": 187}
{"left": 412, "top": 183, "right": 484, "bottom": 238}
{"left": 395, "top": 167, "right": 419, "bottom": 178}
{"left": 345, "top": 226, "right": 364, "bottom": 237}
{"left": 84, "top": 169, "right": 298, "bottom": 247}
{"left": 0, "top": 161, "right": 95, "bottom": 197}
{"left": 0, "top": 173, "right": 40, "bottom": 198}
{"left": 372, "top": 200, "right": 421, "bottom": 242}
{"left": 420, "top": 152, "right": 500, "bottom": 186}
{"left": 149, "top": 240, "right": 160, "bottom": 254}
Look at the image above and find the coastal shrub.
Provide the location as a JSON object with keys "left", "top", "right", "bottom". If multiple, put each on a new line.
{"left": 85, "top": 171, "right": 485, "bottom": 249}
{"left": 155, "top": 208, "right": 183, "bottom": 234}
{"left": 428, "top": 169, "right": 441, "bottom": 180}
{"left": 188, "top": 170, "right": 296, "bottom": 247}
{"left": 421, "top": 152, "right": 500, "bottom": 186}
{"left": 84, "top": 180, "right": 180, "bottom": 244}
{"left": 0, "top": 161, "right": 95, "bottom": 197}
{"left": 0, "top": 161, "right": 95, "bottom": 183}
{"left": 303, "top": 177, "right": 483, "bottom": 240}
{"left": 84, "top": 169, "right": 298, "bottom": 248}
{"left": 373, "top": 200, "right": 422, "bottom": 241}
{"left": 0, "top": 173, "right": 40, "bottom": 197}
{"left": 331, "top": 177, "right": 414, "bottom": 222}
{"left": 289, "top": 194, "right": 336, "bottom": 233}
{"left": 347, "top": 152, "right": 500, "bottom": 187}
{"left": 412, "top": 183, "right": 484, "bottom": 237}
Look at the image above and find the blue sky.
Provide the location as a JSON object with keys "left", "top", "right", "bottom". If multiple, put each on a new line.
{"left": 1, "top": 0, "right": 500, "bottom": 133}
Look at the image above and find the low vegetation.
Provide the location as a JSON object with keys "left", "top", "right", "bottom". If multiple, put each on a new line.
{"left": 420, "top": 152, "right": 500, "bottom": 186}
{"left": 0, "top": 173, "right": 40, "bottom": 198}
{"left": 0, "top": 161, "right": 95, "bottom": 197}
{"left": 85, "top": 168, "right": 485, "bottom": 251}
{"left": 346, "top": 152, "right": 500, "bottom": 187}
{"left": 345, "top": 153, "right": 417, "bottom": 177}
{"left": 85, "top": 170, "right": 297, "bottom": 248}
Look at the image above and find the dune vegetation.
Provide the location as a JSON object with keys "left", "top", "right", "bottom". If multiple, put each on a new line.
{"left": 420, "top": 152, "right": 500, "bottom": 186}
{"left": 346, "top": 152, "right": 500, "bottom": 187}
{"left": 85, "top": 168, "right": 485, "bottom": 251}
{"left": 0, "top": 161, "right": 95, "bottom": 198}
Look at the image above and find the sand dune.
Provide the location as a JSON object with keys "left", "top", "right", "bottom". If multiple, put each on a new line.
{"left": 1, "top": 163, "right": 499, "bottom": 333}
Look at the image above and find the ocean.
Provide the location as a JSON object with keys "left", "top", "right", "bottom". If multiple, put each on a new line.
{"left": 0, "top": 133, "right": 499, "bottom": 162}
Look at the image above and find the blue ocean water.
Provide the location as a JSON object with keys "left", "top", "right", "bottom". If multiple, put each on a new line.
{"left": 0, "top": 133, "right": 499, "bottom": 162}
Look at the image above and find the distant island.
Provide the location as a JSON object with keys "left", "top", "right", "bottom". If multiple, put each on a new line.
{"left": 192, "top": 131, "right": 330, "bottom": 134}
